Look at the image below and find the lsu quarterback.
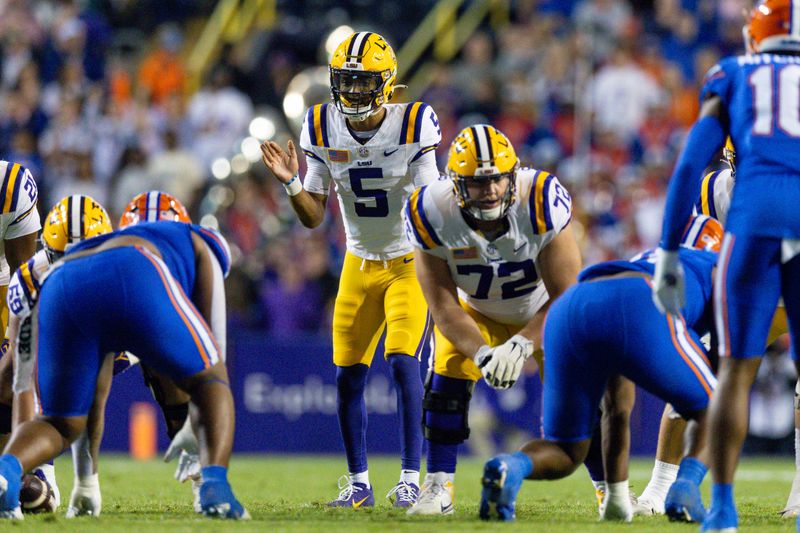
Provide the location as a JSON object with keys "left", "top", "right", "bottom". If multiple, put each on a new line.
{"left": 260, "top": 31, "right": 440, "bottom": 507}
{"left": 0, "top": 161, "right": 40, "bottom": 452}
{"left": 652, "top": 1, "right": 800, "bottom": 530}
{"left": 402, "top": 125, "right": 581, "bottom": 515}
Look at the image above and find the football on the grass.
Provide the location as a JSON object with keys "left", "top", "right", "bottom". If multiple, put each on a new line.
{"left": 20, "top": 473, "right": 57, "bottom": 513}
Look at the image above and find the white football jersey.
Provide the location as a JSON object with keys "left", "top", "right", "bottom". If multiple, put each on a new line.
{"left": 694, "top": 168, "right": 733, "bottom": 226}
{"left": 7, "top": 248, "right": 48, "bottom": 319}
{"left": 300, "top": 101, "right": 441, "bottom": 260}
{"left": 0, "top": 161, "right": 40, "bottom": 286}
{"left": 404, "top": 168, "right": 573, "bottom": 325}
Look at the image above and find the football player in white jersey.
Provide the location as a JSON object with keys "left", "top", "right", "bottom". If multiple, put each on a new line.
{"left": 260, "top": 31, "right": 441, "bottom": 508}
{"left": 0, "top": 161, "right": 40, "bottom": 451}
{"left": 402, "top": 125, "right": 581, "bottom": 515}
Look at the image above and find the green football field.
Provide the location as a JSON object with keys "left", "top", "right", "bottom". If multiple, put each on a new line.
{"left": 8, "top": 455, "right": 798, "bottom": 531}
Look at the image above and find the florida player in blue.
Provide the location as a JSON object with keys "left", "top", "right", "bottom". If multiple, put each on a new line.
{"left": 480, "top": 216, "right": 721, "bottom": 523}
{"left": 651, "top": 2, "right": 800, "bottom": 531}
{"left": 0, "top": 220, "right": 246, "bottom": 520}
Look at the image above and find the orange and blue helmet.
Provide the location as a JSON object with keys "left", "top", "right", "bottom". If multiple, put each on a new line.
{"left": 681, "top": 214, "right": 723, "bottom": 253}
{"left": 119, "top": 191, "right": 191, "bottom": 228}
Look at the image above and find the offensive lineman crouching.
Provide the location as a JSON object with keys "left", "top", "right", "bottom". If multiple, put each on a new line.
{"left": 403, "top": 125, "right": 581, "bottom": 515}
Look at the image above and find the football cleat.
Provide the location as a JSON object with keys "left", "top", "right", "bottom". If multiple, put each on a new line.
{"left": 407, "top": 473, "right": 454, "bottom": 516}
{"left": 701, "top": 503, "right": 738, "bottom": 532}
{"left": 0, "top": 458, "right": 23, "bottom": 520}
{"left": 479, "top": 456, "right": 525, "bottom": 521}
{"left": 780, "top": 468, "right": 800, "bottom": 517}
{"left": 327, "top": 476, "right": 374, "bottom": 509}
{"left": 199, "top": 480, "right": 250, "bottom": 520}
{"left": 119, "top": 190, "right": 191, "bottom": 228}
{"left": 386, "top": 481, "right": 419, "bottom": 508}
{"left": 633, "top": 495, "right": 664, "bottom": 516}
{"left": 595, "top": 488, "right": 605, "bottom": 515}
{"left": 780, "top": 503, "right": 800, "bottom": 518}
{"left": 665, "top": 478, "right": 706, "bottom": 523}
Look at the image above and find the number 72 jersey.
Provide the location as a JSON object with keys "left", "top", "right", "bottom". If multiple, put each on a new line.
{"left": 403, "top": 168, "right": 573, "bottom": 325}
{"left": 300, "top": 101, "right": 441, "bottom": 260}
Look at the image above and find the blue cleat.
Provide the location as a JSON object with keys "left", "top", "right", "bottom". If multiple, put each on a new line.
{"left": 328, "top": 476, "right": 374, "bottom": 509}
{"left": 0, "top": 455, "right": 23, "bottom": 519}
{"left": 665, "top": 478, "right": 706, "bottom": 522}
{"left": 479, "top": 455, "right": 525, "bottom": 521}
{"left": 199, "top": 479, "right": 250, "bottom": 520}
{"left": 701, "top": 504, "right": 738, "bottom": 532}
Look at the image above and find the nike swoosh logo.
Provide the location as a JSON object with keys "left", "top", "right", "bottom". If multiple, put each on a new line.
{"left": 514, "top": 243, "right": 526, "bottom": 253}
{"left": 441, "top": 502, "right": 454, "bottom": 513}
{"left": 403, "top": 257, "right": 414, "bottom": 263}
{"left": 352, "top": 496, "right": 369, "bottom": 509}
{"left": 384, "top": 148, "right": 399, "bottom": 157}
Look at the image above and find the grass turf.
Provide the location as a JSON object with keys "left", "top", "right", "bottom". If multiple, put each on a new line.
{"left": 8, "top": 455, "right": 796, "bottom": 531}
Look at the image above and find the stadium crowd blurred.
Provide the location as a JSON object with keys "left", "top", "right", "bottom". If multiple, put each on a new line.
{"left": 0, "top": 0, "right": 762, "bottom": 333}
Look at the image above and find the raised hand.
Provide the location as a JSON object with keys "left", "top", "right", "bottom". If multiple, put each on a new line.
{"left": 260, "top": 140, "right": 299, "bottom": 184}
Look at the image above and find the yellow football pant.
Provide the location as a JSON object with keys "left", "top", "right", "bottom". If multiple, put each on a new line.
{"left": 333, "top": 251, "right": 430, "bottom": 366}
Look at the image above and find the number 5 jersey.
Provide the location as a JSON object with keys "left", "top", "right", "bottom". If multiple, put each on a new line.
{"left": 300, "top": 101, "right": 441, "bottom": 260}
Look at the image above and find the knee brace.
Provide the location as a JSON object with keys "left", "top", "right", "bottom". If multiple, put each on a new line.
{"left": 422, "top": 372, "right": 474, "bottom": 445}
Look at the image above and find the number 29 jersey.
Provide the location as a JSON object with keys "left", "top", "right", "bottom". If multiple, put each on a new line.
{"left": 701, "top": 53, "right": 800, "bottom": 238}
{"left": 403, "top": 168, "right": 573, "bottom": 325}
{"left": 300, "top": 101, "right": 441, "bottom": 261}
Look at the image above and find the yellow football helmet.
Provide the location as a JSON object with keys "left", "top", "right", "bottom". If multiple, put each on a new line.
{"left": 329, "top": 32, "right": 397, "bottom": 121}
{"left": 723, "top": 136, "right": 735, "bottom": 176}
{"left": 447, "top": 124, "right": 520, "bottom": 221}
{"left": 42, "top": 195, "right": 112, "bottom": 261}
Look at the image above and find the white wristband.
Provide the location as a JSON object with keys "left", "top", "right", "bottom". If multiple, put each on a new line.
{"left": 283, "top": 175, "right": 303, "bottom": 196}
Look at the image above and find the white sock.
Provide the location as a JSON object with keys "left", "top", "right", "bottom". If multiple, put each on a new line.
{"left": 400, "top": 469, "right": 420, "bottom": 486}
{"left": 639, "top": 460, "right": 679, "bottom": 503}
{"left": 350, "top": 470, "right": 370, "bottom": 488}
{"left": 592, "top": 480, "right": 606, "bottom": 493}
{"left": 425, "top": 472, "right": 454, "bottom": 485}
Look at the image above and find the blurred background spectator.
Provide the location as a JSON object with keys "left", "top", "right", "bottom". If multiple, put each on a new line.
{"left": 0, "top": 0, "right": 755, "bottom": 339}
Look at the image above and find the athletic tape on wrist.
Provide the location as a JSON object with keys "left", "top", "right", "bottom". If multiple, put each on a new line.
{"left": 284, "top": 175, "right": 303, "bottom": 196}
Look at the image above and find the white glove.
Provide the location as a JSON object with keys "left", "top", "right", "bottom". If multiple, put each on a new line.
{"left": 652, "top": 247, "right": 685, "bottom": 316}
{"left": 66, "top": 473, "right": 101, "bottom": 518}
{"left": 475, "top": 335, "right": 533, "bottom": 390}
{"left": 172, "top": 450, "right": 201, "bottom": 484}
{"left": 164, "top": 417, "right": 199, "bottom": 463}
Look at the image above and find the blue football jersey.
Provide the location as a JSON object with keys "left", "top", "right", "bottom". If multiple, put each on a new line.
{"left": 578, "top": 248, "right": 717, "bottom": 333}
{"left": 68, "top": 222, "right": 231, "bottom": 296}
{"left": 701, "top": 53, "right": 800, "bottom": 237}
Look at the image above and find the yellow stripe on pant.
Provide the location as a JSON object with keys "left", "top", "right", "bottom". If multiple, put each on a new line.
{"left": 332, "top": 251, "right": 430, "bottom": 366}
